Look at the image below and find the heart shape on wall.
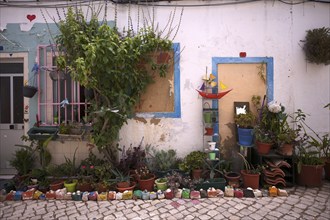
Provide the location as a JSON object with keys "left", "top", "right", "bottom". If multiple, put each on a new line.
{"left": 27, "top": 14, "right": 36, "bottom": 22}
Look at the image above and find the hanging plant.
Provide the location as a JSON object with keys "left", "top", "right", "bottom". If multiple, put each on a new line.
{"left": 302, "top": 27, "right": 330, "bottom": 65}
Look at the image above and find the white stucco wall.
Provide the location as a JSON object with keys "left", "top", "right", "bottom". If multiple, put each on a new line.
{"left": 1, "top": 0, "right": 329, "bottom": 158}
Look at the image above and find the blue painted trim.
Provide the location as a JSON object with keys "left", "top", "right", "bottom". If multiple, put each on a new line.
{"left": 138, "top": 43, "right": 181, "bottom": 118}
{"left": 211, "top": 57, "right": 274, "bottom": 101}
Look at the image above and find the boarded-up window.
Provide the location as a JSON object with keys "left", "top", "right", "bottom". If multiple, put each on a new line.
{"left": 135, "top": 43, "right": 181, "bottom": 118}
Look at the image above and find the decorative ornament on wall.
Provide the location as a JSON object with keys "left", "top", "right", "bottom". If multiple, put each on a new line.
{"left": 27, "top": 14, "right": 36, "bottom": 22}
{"left": 24, "top": 105, "right": 29, "bottom": 114}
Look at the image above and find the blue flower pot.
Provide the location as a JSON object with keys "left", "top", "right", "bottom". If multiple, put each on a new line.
{"left": 237, "top": 127, "right": 254, "bottom": 146}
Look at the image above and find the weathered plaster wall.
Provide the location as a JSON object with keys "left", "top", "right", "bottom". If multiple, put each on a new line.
{"left": 1, "top": 0, "right": 329, "bottom": 159}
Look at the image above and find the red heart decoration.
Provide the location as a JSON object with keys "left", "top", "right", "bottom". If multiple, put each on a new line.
{"left": 27, "top": 14, "right": 36, "bottom": 22}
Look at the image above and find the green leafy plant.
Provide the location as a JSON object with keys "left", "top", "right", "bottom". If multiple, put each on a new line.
{"left": 10, "top": 147, "right": 35, "bottom": 176}
{"left": 234, "top": 111, "right": 256, "bottom": 128}
{"left": 292, "top": 109, "right": 327, "bottom": 172}
{"left": 54, "top": 6, "right": 181, "bottom": 163}
{"left": 254, "top": 125, "right": 274, "bottom": 144}
{"left": 146, "top": 146, "right": 178, "bottom": 171}
{"left": 135, "top": 165, "right": 154, "bottom": 180}
{"left": 237, "top": 152, "right": 263, "bottom": 174}
{"left": 179, "top": 151, "right": 207, "bottom": 172}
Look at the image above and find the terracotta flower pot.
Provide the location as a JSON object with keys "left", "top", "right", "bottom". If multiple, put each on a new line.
{"left": 297, "top": 164, "right": 324, "bottom": 187}
{"left": 224, "top": 172, "right": 241, "bottom": 188}
{"left": 116, "top": 181, "right": 136, "bottom": 193}
{"left": 49, "top": 180, "right": 64, "bottom": 191}
{"left": 192, "top": 169, "right": 203, "bottom": 180}
{"left": 278, "top": 143, "right": 294, "bottom": 156}
{"left": 138, "top": 174, "right": 155, "bottom": 191}
{"left": 256, "top": 141, "right": 273, "bottom": 155}
{"left": 240, "top": 170, "right": 260, "bottom": 189}
{"left": 77, "top": 182, "right": 94, "bottom": 192}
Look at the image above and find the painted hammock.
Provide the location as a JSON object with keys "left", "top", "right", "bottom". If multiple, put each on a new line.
{"left": 196, "top": 88, "right": 233, "bottom": 99}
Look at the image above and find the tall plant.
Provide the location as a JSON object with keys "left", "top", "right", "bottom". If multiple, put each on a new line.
{"left": 55, "top": 6, "right": 179, "bottom": 163}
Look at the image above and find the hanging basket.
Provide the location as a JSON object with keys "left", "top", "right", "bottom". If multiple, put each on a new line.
{"left": 49, "top": 70, "right": 67, "bottom": 81}
{"left": 23, "top": 85, "right": 38, "bottom": 98}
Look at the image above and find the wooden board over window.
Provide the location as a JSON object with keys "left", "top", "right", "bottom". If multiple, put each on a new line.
{"left": 135, "top": 50, "right": 175, "bottom": 113}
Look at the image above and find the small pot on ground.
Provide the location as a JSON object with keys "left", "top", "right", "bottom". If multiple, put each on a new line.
{"left": 155, "top": 178, "right": 168, "bottom": 191}
{"left": 240, "top": 170, "right": 260, "bottom": 189}
{"left": 64, "top": 179, "right": 78, "bottom": 192}
{"left": 49, "top": 180, "right": 64, "bottom": 191}
{"left": 116, "top": 181, "right": 136, "bottom": 193}
{"left": 297, "top": 164, "right": 324, "bottom": 187}
{"left": 138, "top": 174, "right": 156, "bottom": 191}
{"left": 192, "top": 169, "right": 203, "bottom": 180}
{"left": 224, "top": 172, "right": 241, "bottom": 188}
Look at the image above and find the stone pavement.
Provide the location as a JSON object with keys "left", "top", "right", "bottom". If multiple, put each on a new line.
{"left": 1, "top": 181, "right": 330, "bottom": 220}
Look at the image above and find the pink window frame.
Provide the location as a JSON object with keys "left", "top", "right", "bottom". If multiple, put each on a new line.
{"left": 37, "top": 44, "right": 88, "bottom": 126}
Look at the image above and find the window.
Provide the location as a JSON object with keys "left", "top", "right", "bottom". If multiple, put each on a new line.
{"left": 37, "top": 43, "right": 181, "bottom": 126}
{"left": 135, "top": 43, "right": 181, "bottom": 118}
{"left": 37, "top": 45, "right": 89, "bottom": 126}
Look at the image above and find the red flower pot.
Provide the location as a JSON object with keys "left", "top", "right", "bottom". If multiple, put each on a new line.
{"left": 138, "top": 174, "right": 155, "bottom": 191}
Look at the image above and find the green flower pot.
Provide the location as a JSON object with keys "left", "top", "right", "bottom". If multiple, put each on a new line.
{"left": 64, "top": 179, "right": 78, "bottom": 192}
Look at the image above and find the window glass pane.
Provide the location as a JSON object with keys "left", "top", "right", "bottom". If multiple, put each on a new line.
{"left": 0, "top": 63, "right": 23, "bottom": 74}
{"left": 0, "top": 77, "right": 11, "bottom": 123}
{"left": 13, "top": 76, "right": 23, "bottom": 123}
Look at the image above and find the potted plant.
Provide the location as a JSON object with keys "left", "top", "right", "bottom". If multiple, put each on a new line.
{"left": 254, "top": 126, "right": 274, "bottom": 155}
{"left": 237, "top": 152, "right": 262, "bottom": 189}
{"left": 234, "top": 111, "right": 256, "bottom": 146}
{"left": 111, "top": 168, "right": 136, "bottom": 192}
{"left": 179, "top": 151, "right": 207, "bottom": 180}
{"left": 146, "top": 146, "right": 179, "bottom": 178}
{"left": 134, "top": 165, "right": 156, "bottom": 192}
{"left": 294, "top": 109, "right": 325, "bottom": 187}
{"left": 155, "top": 178, "right": 168, "bottom": 191}
{"left": 276, "top": 127, "right": 297, "bottom": 156}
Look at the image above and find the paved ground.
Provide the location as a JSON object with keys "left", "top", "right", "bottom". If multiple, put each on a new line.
{"left": 1, "top": 181, "right": 330, "bottom": 220}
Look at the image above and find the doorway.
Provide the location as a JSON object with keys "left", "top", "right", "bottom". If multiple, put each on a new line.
{"left": 0, "top": 57, "right": 25, "bottom": 175}
{"left": 211, "top": 57, "right": 273, "bottom": 167}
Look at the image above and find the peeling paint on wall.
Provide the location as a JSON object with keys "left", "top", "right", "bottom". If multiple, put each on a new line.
{"left": 150, "top": 118, "right": 161, "bottom": 125}
{"left": 134, "top": 117, "right": 148, "bottom": 124}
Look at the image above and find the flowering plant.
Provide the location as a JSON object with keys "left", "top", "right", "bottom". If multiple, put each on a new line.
{"left": 256, "top": 99, "right": 291, "bottom": 145}
{"left": 135, "top": 165, "right": 154, "bottom": 180}
{"left": 80, "top": 165, "right": 95, "bottom": 176}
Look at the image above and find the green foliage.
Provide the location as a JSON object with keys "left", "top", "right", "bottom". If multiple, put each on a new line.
{"left": 10, "top": 147, "right": 35, "bottom": 176}
{"left": 293, "top": 109, "right": 328, "bottom": 170}
{"left": 179, "top": 151, "right": 207, "bottom": 172}
{"left": 53, "top": 147, "right": 78, "bottom": 177}
{"left": 56, "top": 7, "right": 174, "bottom": 163}
{"left": 254, "top": 126, "right": 273, "bottom": 144}
{"left": 237, "top": 152, "right": 263, "bottom": 174}
{"left": 146, "top": 146, "right": 178, "bottom": 171}
{"left": 234, "top": 111, "right": 256, "bottom": 128}
{"left": 303, "top": 27, "right": 330, "bottom": 65}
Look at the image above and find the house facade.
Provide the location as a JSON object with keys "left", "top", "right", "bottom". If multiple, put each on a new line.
{"left": 0, "top": 0, "right": 329, "bottom": 175}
